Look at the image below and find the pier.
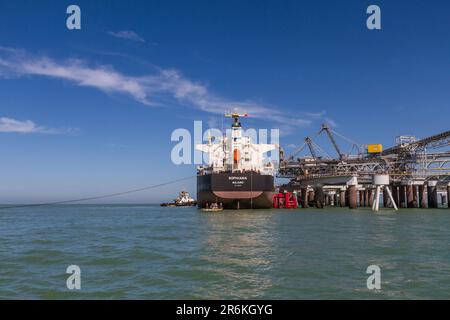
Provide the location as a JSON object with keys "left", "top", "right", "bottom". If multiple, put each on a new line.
{"left": 278, "top": 126, "right": 450, "bottom": 211}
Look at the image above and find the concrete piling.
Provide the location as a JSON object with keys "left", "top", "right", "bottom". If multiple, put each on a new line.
{"left": 308, "top": 190, "right": 315, "bottom": 207}
{"left": 364, "top": 191, "right": 368, "bottom": 207}
{"left": 301, "top": 188, "right": 308, "bottom": 208}
{"left": 364, "top": 190, "right": 369, "bottom": 207}
{"left": 314, "top": 187, "right": 324, "bottom": 208}
{"left": 383, "top": 187, "right": 391, "bottom": 208}
{"left": 407, "top": 185, "right": 415, "bottom": 208}
{"left": 284, "top": 176, "right": 446, "bottom": 211}
{"left": 360, "top": 190, "right": 363, "bottom": 207}
{"left": 413, "top": 185, "right": 418, "bottom": 208}
{"left": 392, "top": 186, "right": 399, "bottom": 208}
{"left": 297, "top": 189, "right": 302, "bottom": 208}
{"left": 399, "top": 185, "right": 406, "bottom": 208}
{"left": 368, "top": 189, "right": 374, "bottom": 207}
{"left": 419, "top": 184, "right": 427, "bottom": 208}
{"left": 348, "top": 185, "right": 357, "bottom": 209}
{"left": 448, "top": 185, "right": 450, "bottom": 208}
{"left": 427, "top": 181, "right": 438, "bottom": 208}
{"left": 340, "top": 189, "right": 346, "bottom": 207}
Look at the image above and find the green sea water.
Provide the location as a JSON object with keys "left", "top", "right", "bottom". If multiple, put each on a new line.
{"left": 0, "top": 205, "right": 450, "bottom": 299}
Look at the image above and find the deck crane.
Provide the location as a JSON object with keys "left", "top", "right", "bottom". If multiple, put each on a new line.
{"left": 286, "top": 136, "right": 321, "bottom": 161}
{"left": 302, "top": 136, "right": 331, "bottom": 160}
{"left": 283, "top": 122, "right": 365, "bottom": 163}
{"left": 319, "top": 123, "right": 344, "bottom": 160}
{"left": 305, "top": 137, "right": 317, "bottom": 160}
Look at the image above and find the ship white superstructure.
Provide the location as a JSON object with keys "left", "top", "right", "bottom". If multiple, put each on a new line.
{"left": 196, "top": 113, "right": 278, "bottom": 175}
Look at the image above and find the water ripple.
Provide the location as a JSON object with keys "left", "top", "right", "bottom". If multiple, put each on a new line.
{"left": 1, "top": 205, "right": 450, "bottom": 299}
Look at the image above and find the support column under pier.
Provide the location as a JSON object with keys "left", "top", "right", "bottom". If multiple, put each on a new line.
{"left": 301, "top": 188, "right": 308, "bottom": 208}
{"left": 308, "top": 190, "right": 315, "bottom": 207}
{"left": 448, "top": 185, "right": 450, "bottom": 209}
{"left": 383, "top": 187, "right": 391, "bottom": 208}
{"left": 419, "top": 184, "right": 427, "bottom": 208}
{"left": 359, "top": 191, "right": 364, "bottom": 207}
{"left": 407, "top": 185, "right": 415, "bottom": 208}
{"left": 324, "top": 194, "right": 330, "bottom": 206}
{"left": 300, "top": 191, "right": 305, "bottom": 207}
{"left": 392, "top": 186, "right": 399, "bottom": 208}
{"left": 348, "top": 185, "right": 357, "bottom": 209}
{"left": 340, "top": 189, "right": 346, "bottom": 207}
{"left": 413, "top": 185, "right": 418, "bottom": 208}
{"left": 427, "top": 181, "right": 438, "bottom": 209}
{"left": 314, "top": 187, "right": 325, "bottom": 208}
{"left": 364, "top": 190, "right": 369, "bottom": 208}
{"left": 368, "top": 189, "right": 375, "bottom": 207}
{"left": 399, "top": 185, "right": 406, "bottom": 208}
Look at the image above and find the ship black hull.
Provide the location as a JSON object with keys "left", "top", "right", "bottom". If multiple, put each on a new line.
{"left": 197, "top": 172, "right": 274, "bottom": 209}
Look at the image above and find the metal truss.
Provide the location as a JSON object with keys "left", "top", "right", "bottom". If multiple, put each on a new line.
{"left": 279, "top": 127, "right": 450, "bottom": 185}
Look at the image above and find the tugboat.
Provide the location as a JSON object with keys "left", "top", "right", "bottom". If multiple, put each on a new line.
{"left": 196, "top": 111, "right": 278, "bottom": 209}
{"left": 160, "top": 191, "right": 197, "bottom": 207}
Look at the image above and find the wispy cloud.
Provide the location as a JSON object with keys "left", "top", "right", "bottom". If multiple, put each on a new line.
{"left": 0, "top": 117, "right": 75, "bottom": 134}
{"left": 108, "top": 30, "right": 146, "bottom": 43}
{"left": 0, "top": 47, "right": 321, "bottom": 133}
{"left": 0, "top": 47, "right": 151, "bottom": 105}
{"left": 0, "top": 117, "right": 45, "bottom": 133}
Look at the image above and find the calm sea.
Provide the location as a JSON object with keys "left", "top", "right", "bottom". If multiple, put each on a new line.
{"left": 1, "top": 205, "right": 450, "bottom": 299}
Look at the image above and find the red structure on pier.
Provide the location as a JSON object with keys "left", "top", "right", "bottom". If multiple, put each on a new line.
{"left": 273, "top": 192, "right": 298, "bottom": 209}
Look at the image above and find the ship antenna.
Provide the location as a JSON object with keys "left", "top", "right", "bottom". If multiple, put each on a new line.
{"left": 224, "top": 108, "right": 249, "bottom": 128}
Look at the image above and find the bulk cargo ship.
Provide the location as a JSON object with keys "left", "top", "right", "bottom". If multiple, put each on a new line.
{"left": 196, "top": 112, "right": 278, "bottom": 209}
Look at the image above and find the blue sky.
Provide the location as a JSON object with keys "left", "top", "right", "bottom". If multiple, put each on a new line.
{"left": 0, "top": 0, "right": 449, "bottom": 203}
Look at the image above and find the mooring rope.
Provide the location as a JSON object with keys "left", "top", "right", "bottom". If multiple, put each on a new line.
{"left": 0, "top": 175, "right": 195, "bottom": 210}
